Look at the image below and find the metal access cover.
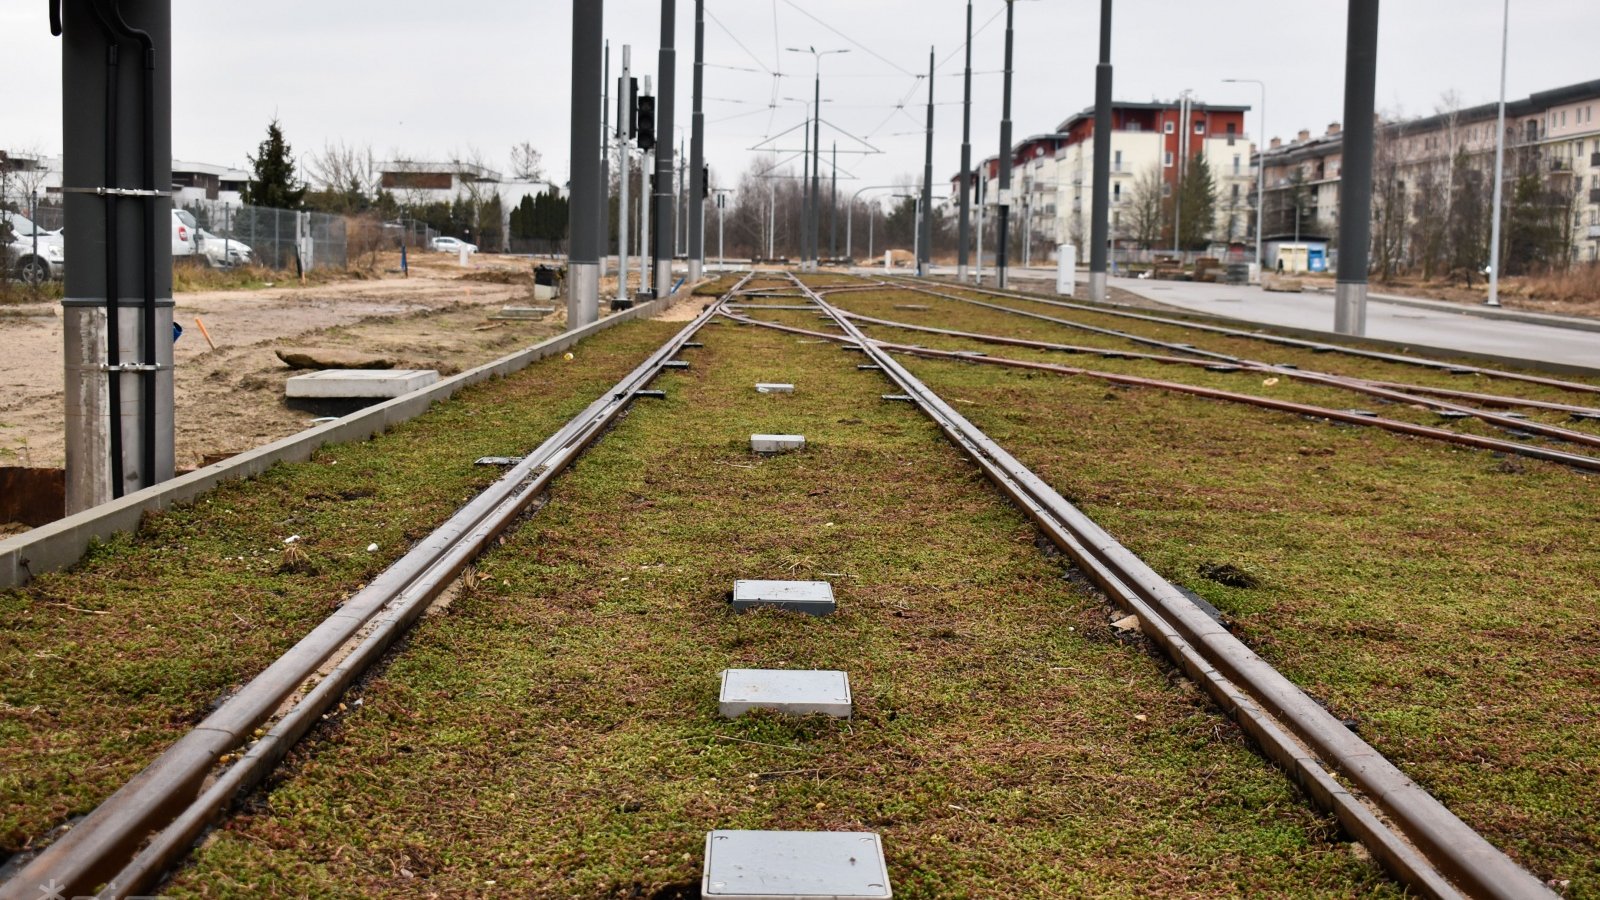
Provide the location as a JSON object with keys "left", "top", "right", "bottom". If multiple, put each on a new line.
{"left": 752, "top": 434, "right": 805, "bottom": 453}
{"left": 733, "top": 579, "right": 835, "bottom": 616}
{"left": 757, "top": 383, "right": 796, "bottom": 393}
{"left": 702, "top": 830, "right": 891, "bottom": 899}
{"left": 719, "top": 669, "right": 852, "bottom": 719}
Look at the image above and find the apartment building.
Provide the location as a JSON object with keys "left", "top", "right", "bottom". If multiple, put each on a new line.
{"left": 1257, "top": 78, "right": 1600, "bottom": 266}
{"left": 953, "top": 97, "right": 1255, "bottom": 255}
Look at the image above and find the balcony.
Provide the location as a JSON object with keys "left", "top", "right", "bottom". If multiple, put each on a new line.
{"left": 1589, "top": 224, "right": 1600, "bottom": 239}
{"left": 1550, "top": 158, "right": 1572, "bottom": 173}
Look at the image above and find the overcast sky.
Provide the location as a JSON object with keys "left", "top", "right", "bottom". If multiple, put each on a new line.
{"left": 2, "top": 1, "right": 1594, "bottom": 200}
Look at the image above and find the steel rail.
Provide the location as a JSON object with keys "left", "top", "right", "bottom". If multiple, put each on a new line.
{"left": 781, "top": 272, "right": 1554, "bottom": 900}
{"left": 892, "top": 276, "right": 1600, "bottom": 397}
{"left": 834, "top": 309, "right": 1600, "bottom": 451}
{"left": 725, "top": 308, "right": 1600, "bottom": 473}
{"left": 0, "top": 273, "right": 754, "bottom": 900}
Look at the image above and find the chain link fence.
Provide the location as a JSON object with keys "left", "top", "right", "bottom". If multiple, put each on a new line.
{"left": 182, "top": 201, "right": 347, "bottom": 271}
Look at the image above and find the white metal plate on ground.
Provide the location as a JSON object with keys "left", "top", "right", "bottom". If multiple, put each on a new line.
{"left": 751, "top": 434, "right": 805, "bottom": 453}
{"left": 756, "top": 383, "right": 795, "bottom": 393}
{"left": 719, "top": 669, "right": 852, "bottom": 719}
{"left": 733, "top": 579, "right": 835, "bottom": 616}
{"left": 702, "top": 830, "right": 891, "bottom": 899}
{"left": 285, "top": 369, "right": 439, "bottom": 399}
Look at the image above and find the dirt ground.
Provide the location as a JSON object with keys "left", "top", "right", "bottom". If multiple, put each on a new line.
{"left": 0, "top": 262, "right": 564, "bottom": 470}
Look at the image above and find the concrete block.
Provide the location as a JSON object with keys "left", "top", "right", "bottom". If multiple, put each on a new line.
{"left": 719, "top": 669, "right": 852, "bottom": 719}
{"left": 881, "top": 394, "right": 913, "bottom": 403}
{"left": 532, "top": 283, "right": 560, "bottom": 302}
{"left": 286, "top": 369, "right": 439, "bottom": 400}
{"left": 752, "top": 434, "right": 805, "bottom": 453}
{"left": 733, "top": 579, "right": 835, "bottom": 616}
{"left": 756, "top": 383, "right": 795, "bottom": 394}
{"left": 664, "top": 360, "right": 691, "bottom": 370}
{"left": 490, "top": 306, "right": 554, "bottom": 320}
{"left": 856, "top": 364, "right": 882, "bottom": 371}
{"left": 702, "top": 830, "right": 891, "bottom": 899}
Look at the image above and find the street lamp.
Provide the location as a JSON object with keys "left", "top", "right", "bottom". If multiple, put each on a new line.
{"left": 1486, "top": 0, "right": 1510, "bottom": 307}
{"left": 847, "top": 185, "right": 905, "bottom": 262}
{"left": 1222, "top": 77, "right": 1266, "bottom": 272}
{"left": 786, "top": 46, "right": 849, "bottom": 270}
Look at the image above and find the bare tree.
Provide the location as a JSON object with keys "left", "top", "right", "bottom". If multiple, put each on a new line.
{"left": 510, "top": 142, "right": 545, "bottom": 182}
{"left": 1127, "top": 165, "right": 1164, "bottom": 250}
{"left": 306, "top": 141, "right": 379, "bottom": 196}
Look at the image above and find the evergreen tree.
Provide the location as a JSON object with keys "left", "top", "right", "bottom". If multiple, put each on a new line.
{"left": 1177, "top": 153, "right": 1217, "bottom": 250}
{"left": 242, "top": 118, "right": 306, "bottom": 209}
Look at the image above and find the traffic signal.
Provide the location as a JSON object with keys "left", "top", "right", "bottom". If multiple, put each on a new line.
{"left": 627, "top": 77, "right": 639, "bottom": 139}
{"left": 637, "top": 95, "right": 657, "bottom": 151}
{"left": 702, "top": 165, "right": 710, "bottom": 197}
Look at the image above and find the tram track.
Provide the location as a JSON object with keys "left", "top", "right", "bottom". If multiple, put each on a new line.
{"left": 750, "top": 272, "right": 1556, "bottom": 898}
{"left": 0, "top": 274, "right": 754, "bottom": 900}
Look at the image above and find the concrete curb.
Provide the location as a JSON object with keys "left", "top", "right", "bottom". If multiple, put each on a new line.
{"left": 0, "top": 295, "right": 678, "bottom": 589}
{"left": 1365, "top": 291, "right": 1600, "bottom": 334}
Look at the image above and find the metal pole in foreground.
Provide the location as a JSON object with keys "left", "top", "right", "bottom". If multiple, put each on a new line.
{"left": 59, "top": 0, "right": 176, "bottom": 512}
{"left": 1486, "top": 0, "right": 1509, "bottom": 308}
{"left": 811, "top": 65, "right": 822, "bottom": 270}
{"left": 688, "top": 0, "right": 706, "bottom": 282}
{"left": 1088, "top": 0, "right": 1113, "bottom": 302}
{"left": 653, "top": 0, "right": 677, "bottom": 295}
{"left": 641, "top": 145, "right": 653, "bottom": 293}
{"left": 996, "top": 0, "right": 1015, "bottom": 289}
{"left": 616, "top": 46, "right": 632, "bottom": 307}
{"left": 920, "top": 47, "right": 935, "bottom": 277}
{"left": 957, "top": 0, "right": 973, "bottom": 282}
{"left": 567, "top": 0, "right": 603, "bottom": 327}
{"left": 600, "top": 40, "right": 610, "bottom": 280}
{"left": 1333, "top": 0, "right": 1378, "bottom": 336}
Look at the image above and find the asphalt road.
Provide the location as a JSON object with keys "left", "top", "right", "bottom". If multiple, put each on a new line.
{"left": 976, "top": 266, "right": 1600, "bottom": 371}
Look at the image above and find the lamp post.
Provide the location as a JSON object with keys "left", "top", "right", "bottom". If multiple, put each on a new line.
{"left": 1223, "top": 77, "right": 1266, "bottom": 272}
{"left": 847, "top": 185, "right": 904, "bottom": 260}
{"left": 1486, "top": 0, "right": 1509, "bottom": 307}
{"left": 786, "top": 46, "right": 849, "bottom": 270}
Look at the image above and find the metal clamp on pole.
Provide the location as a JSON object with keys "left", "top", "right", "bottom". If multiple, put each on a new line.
{"left": 101, "top": 363, "right": 170, "bottom": 373}
{"left": 60, "top": 186, "right": 172, "bottom": 198}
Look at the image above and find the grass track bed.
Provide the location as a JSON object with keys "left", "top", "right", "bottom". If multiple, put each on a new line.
{"left": 849, "top": 309, "right": 1600, "bottom": 893}
{"left": 167, "top": 308, "right": 1394, "bottom": 897}
{"left": 0, "top": 319, "right": 682, "bottom": 853}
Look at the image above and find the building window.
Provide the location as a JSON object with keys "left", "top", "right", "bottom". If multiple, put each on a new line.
{"left": 1113, "top": 149, "right": 1122, "bottom": 171}
{"left": 1233, "top": 154, "right": 1241, "bottom": 175}
{"left": 1113, "top": 182, "right": 1122, "bottom": 202}
{"left": 1194, "top": 121, "right": 1205, "bottom": 134}
{"left": 1164, "top": 151, "right": 1174, "bottom": 167}
{"left": 1231, "top": 183, "right": 1240, "bottom": 202}
{"left": 1164, "top": 121, "right": 1175, "bottom": 134}
{"left": 1162, "top": 182, "right": 1172, "bottom": 197}
{"left": 1227, "top": 122, "right": 1237, "bottom": 135}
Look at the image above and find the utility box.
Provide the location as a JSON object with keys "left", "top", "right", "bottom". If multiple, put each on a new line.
{"left": 756, "top": 383, "right": 795, "bottom": 394}
{"left": 1056, "top": 244, "right": 1076, "bottom": 296}
{"left": 751, "top": 434, "right": 805, "bottom": 454}
{"left": 733, "top": 579, "right": 835, "bottom": 616}
{"left": 702, "top": 830, "right": 892, "bottom": 899}
{"left": 719, "top": 669, "right": 852, "bottom": 719}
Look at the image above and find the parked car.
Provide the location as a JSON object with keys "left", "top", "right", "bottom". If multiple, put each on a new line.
{"left": 430, "top": 235, "right": 477, "bottom": 254}
{"left": 196, "top": 229, "right": 253, "bottom": 267}
{"left": 172, "top": 208, "right": 197, "bottom": 258}
{"left": 4, "top": 211, "right": 66, "bottom": 283}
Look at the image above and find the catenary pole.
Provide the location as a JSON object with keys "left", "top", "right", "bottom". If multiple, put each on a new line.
{"left": 958, "top": 0, "right": 974, "bottom": 281}
{"left": 829, "top": 142, "right": 837, "bottom": 261}
{"left": 616, "top": 46, "right": 632, "bottom": 306}
{"left": 567, "top": 0, "right": 603, "bottom": 327}
{"left": 653, "top": 0, "right": 677, "bottom": 295}
{"left": 996, "top": 0, "right": 1014, "bottom": 288}
{"left": 600, "top": 40, "right": 610, "bottom": 279}
{"left": 688, "top": 0, "right": 705, "bottom": 282}
{"left": 920, "top": 47, "right": 936, "bottom": 277}
{"left": 1088, "top": 0, "right": 1113, "bottom": 301}
{"left": 1334, "top": 0, "right": 1378, "bottom": 335}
